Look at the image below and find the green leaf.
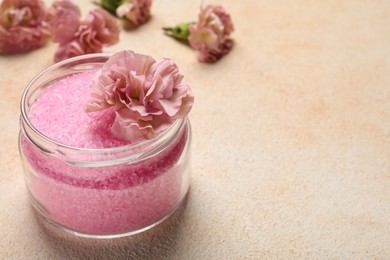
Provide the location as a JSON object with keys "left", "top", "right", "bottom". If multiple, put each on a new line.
{"left": 100, "top": 0, "right": 124, "bottom": 13}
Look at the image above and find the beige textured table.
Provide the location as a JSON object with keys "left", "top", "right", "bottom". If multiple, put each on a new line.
{"left": 1, "top": 0, "right": 390, "bottom": 259}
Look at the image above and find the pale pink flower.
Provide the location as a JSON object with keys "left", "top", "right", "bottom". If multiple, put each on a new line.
{"left": 86, "top": 50, "right": 194, "bottom": 141}
{"left": 188, "top": 4, "right": 234, "bottom": 63}
{"left": 44, "top": 0, "right": 81, "bottom": 45}
{"left": 0, "top": 0, "right": 46, "bottom": 54}
{"left": 116, "top": 0, "right": 152, "bottom": 26}
{"left": 51, "top": 7, "right": 120, "bottom": 62}
{"left": 83, "top": 8, "right": 120, "bottom": 46}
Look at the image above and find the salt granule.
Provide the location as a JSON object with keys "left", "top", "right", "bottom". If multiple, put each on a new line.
{"left": 22, "top": 72, "right": 189, "bottom": 234}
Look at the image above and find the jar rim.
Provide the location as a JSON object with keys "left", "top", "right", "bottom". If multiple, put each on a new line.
{"left": 20, "top": 53, "right": 187, "bottom": 166}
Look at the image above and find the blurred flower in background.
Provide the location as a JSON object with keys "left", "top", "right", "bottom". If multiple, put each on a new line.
{"left": 164, "top": 4, "right": 234, "bottom": 63}
{"left": 0, "top": 0, "right": 47, "bottom": 54}
{"left": 99, "top": 0, "right": 152, "bottom": 26}
{"left": 45, "top": 0, "right": 120, "bottom": 62}
{"left": 189, "top": 4, "right": 234, "bottom": 63}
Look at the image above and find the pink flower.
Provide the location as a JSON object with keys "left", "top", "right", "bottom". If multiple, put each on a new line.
{"left": 44, "top": 0, "right": 81, "bottom": 45}
{"left": 54, "top": 8, "right": 120, "bottom": 62}
{"left": 116, "top": 0, "right": 152, "bottom": 26}
{"left": 188, "top": 4, "right": 234, "bottom": 63}
{"left": 0, "top": 0, "right": 46, "bottom": 54}
{"left": 86, "top": 50, "right": 194, "bottom": 141}
{"left": 45, "top": 0, "right": 120, "bottom": 62}
{"left": 83, "top": 8, "right": 120, "bottom": 46}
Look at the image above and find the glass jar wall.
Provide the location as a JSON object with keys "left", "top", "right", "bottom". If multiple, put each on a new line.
{"left": 19, "top": 54, "right": 192, "bottom": 238}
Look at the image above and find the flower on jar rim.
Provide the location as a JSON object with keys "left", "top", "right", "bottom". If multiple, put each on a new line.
{"left": 0, "top": 0, "right": 47, "bottom": 54}
{"left": 86, "top": 50, "right": 194, "bottom": 142}
{"left": 45, "top": 0, "right": 120, "bottom": 62}
{"left": 163, "top": 4, "right": 234, "bottom": 63}
{"left": 188, "top": 4, "right": 234, "bottom": 63}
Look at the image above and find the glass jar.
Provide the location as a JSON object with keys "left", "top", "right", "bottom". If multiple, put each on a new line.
{"left": 19, "top": 54, "right": 192, "bottom": 238}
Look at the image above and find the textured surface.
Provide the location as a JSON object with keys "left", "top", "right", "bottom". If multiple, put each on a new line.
{"left": 1, "top": 0, "right": 390, "bottom": 259}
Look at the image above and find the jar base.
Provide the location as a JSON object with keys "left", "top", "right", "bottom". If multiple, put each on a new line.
{"left": 29, "top": 191, "right": 189, "bottom": 239}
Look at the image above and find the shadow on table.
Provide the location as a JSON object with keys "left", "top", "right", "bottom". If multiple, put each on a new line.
{"left": 34, "top": 190, "right": 191, "bottom": 260}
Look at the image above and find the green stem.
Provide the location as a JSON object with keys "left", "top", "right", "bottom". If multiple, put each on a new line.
{"left": 163, "top": 22, "right": 195, "bottom": 40}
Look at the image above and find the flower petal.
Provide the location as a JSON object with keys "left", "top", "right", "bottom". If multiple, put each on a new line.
{"left": 189, "top": 26, "right": 219, "bottom": 51}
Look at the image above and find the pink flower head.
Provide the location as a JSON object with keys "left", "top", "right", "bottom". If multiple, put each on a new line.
{"left": 44, "top": 0, "right": 81, "bottom": 45}
{"left": 54, "top": 8, "right": 120, "bottom": 62}
{"left": 86, "top": 50, "right": 194, "bottom": 141}
{"left": 188, "top": 4, "right": 234, "bottom": 63}
{"left": 83, "top": 8, "right": 120, "bottom": 46}
{"left": 45, "top": 0, "right": 120, "bottom": 62}
{"left": 0, "top": 0, "right": 46, "bottom": 53}
{"left": 116, "top": 0, "right": 152, "bottom": 26}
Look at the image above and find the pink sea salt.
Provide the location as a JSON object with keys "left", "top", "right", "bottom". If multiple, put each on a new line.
{"left": 29, "top": 71, "right": 128, "bottom": 148}
{"left": 21, "top": 71, "right": 190, "bottom": 235}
